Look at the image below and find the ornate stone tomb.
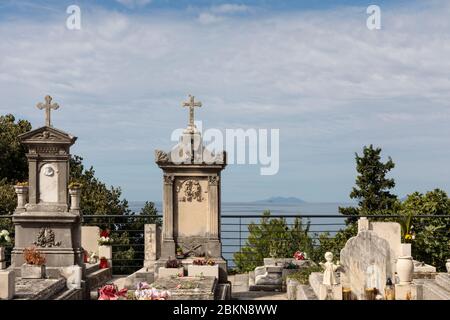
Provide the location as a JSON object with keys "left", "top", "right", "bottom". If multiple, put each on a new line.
{"left": 11, "top": 96, "right": 83, "bottom": 278}
{"left": 154, "top": 95, "right": 227, "bottom": 282}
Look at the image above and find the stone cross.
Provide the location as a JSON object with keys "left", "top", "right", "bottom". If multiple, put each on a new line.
{"left": 182, "top": 94, "right": 202, "bottom": 129}
{"left": 36, "top": 95, "right": 59, "bottom": 127}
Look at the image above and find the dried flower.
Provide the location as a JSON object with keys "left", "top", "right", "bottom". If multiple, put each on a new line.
{"left": 23, "top": 247, "right": 46, "bottom": 265}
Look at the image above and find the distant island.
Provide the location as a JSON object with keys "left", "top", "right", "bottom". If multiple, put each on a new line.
{"left": 254, "top": 196, "right": 306, "bottom": 204}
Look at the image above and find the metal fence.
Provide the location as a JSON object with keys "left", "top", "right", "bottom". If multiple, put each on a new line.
{"left": 1, "top": 214, "right": 449, "bottom": 274}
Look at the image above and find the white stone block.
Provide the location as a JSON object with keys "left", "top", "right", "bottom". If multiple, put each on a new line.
{"left": 98, "top": 245, "right": 112, "bottom": 260}
{"left": 157, "top": 267, "right": 184, "bottom": 279}
{"left": 0, "top": 269, "right": 15, "bottom": 300}
{"left": 81, "top": 226, "right": 100, "bottom": 256}
{"left": 188, "top": 265, "right": 219, "bottom": 279}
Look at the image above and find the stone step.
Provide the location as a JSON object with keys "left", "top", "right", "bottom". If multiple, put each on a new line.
{"left": 85, "top": 263, "right": 100, "bottom": 276}
{"left": 418, "top": 279, "right": 450, "bottom": 300}
{"left": 86, "top": 267, "right": 112, "bottom": 289}
{"left": 53, "top": 288, "right": 84, "bottom": 300}
{"left": 435, "top": 273, "right": 450, "bottom": 289}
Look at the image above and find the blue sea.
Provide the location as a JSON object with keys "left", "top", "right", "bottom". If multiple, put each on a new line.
{"left": 128, "top": 201, "right": 355, "bottom": 267}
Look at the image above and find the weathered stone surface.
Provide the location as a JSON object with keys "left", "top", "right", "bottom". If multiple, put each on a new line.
{"left": 395, "top": 283, "right": 421, "bottom": 300}
{"left": 21, "top": 264, "right": 45, "bottom": 279}
{"left": 0, "top": 269, "right": 15, "bottom": 300}
{"left": 340, "top": 230, "right": 392, "bottom": 300}
{"left": 157, "top": 267, "right": 184, "bottom": 279}
{"left": 147, "top": 276, "right": 217, "bottom": 300}
{"left": 81, "top": 226, "right": 99, "bottom": 256}
{"left": 14, "top": 278, "right": 66, "bottom": 300}
{"left": 144, "top": 224, "right": 160, "bottom": 272}
{"left": 309, "top": 272, "right": 341, "bottom": 300}
{"left": 188, "top": 265, "right": 219, "bottom": 279}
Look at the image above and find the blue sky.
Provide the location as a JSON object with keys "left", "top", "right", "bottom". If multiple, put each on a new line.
{"left": 1, "top": 0, "right": 449, "bottom": 202}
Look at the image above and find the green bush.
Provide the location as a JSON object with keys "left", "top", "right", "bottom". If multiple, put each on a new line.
{"left": 233, "top": 211, "right": 314, "bottom": 272}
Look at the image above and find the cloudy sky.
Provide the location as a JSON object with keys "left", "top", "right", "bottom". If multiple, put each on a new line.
{"left": 0, "top": 0, "right": 449, "bottom": 202}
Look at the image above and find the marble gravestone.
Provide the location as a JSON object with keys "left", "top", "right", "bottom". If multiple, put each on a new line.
{"left": 339, "top": 230, "right": 393, "bottom": 300}
{"left": 154, "top": 95, "right": 227, "bottom": 282}
{"left": 11, "top": 96, "right": 83, "bottom": 278}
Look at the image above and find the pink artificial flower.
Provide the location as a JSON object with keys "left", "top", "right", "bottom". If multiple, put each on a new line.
{"left": 293, "top": 251, "right": 305, "bottom": 260}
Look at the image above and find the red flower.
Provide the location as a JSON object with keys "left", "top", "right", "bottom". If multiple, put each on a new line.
{"left": 100, "top": 229, "right": 110, "bottom": 238}
{"left": 83, "top": 250, "right": 89, "bottom": 263}
{"left": 99, "top": 257, "right": 109, "bottom": 269}
{"left": 98, "top": 284, "right": 127, "bottom": 300}
{"left": 293, "top": 251, "right": 305, "bottom": 260}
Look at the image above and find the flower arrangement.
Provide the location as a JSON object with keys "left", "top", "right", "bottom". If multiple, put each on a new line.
{"left": 192, "top": 258, "right": 216, "bottom": 266}
{"left": 68, "top": 181, "right": 83, "bottom": 189}
{"left": 98, "top": 229, "right": 113, "bottom": 245}
{"left": 0, "top": 230, "right": 11, "bottom": 246}
{"left": 134, "top": 282, "right": 171, "bottom": 300}
{"left": 293, "top": 251, "right": 307, "bottom": 260}
{"left": 176, "top": 246, "right": 184, "bottom": 258}
{"left": 98, "top": 284, "right": 128, "bottom": 300}
{"left": 165, "top": 258, "right": 183, "bottom": 268}
{"left": 23, "top": 247, "right": 46, "bottom": 265}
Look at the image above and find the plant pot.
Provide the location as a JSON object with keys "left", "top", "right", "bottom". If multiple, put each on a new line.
{"left": 21, "top": 263, "right": 45, "bottom": 279}
{"left": 158, "top": 267, "right": 184, "bottom": 279}
{"left": 446, "top": 259, "right": 450, "bottom": 273}
{"left": 396, "top": 256, "right": 414, "bottom": 284}
{"left": 98, "top": 245, "right": 112, "bottom": 260}
{"left": 188, "top": 264, "right": 219, "bottom": 279}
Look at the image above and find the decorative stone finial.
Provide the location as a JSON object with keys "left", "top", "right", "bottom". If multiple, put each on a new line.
{"left": 36, "top": 95, "right": 59, "bottom": 127}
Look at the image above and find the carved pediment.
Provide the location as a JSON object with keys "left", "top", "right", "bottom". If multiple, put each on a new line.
{"left": 19, "top": 126, "right": 77, "bottom": 146}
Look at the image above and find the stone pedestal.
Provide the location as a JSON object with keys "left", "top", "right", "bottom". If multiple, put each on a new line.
{"left": 0, "top": 269, "right": 15, "bottom": 300}
{"left": 0, "top": 247, "right": 6, "bottom": 270}
{"left": 11, "top": 114, "right": 83, "bottom": 279}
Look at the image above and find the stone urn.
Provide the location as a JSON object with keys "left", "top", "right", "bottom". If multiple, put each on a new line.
{"left": 396, "top": 256, "right": 414, "bottom": 284}
{"left": 14, "top": 185, "right": 29, "bottom": 209}
{"left": 446, "top": 259, "right": 450, "bottom": 273}
{"left": 68, "top": 187, "right": 81, "bottom": 211}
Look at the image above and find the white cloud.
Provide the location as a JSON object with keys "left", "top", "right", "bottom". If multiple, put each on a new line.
{"left": 115, "top": 0, "right": 152, "bottom": 9}
{"left": 210, "top": 4, "right": 250, "bottom": 14}
{"left": 1, "top": 2, "right": 450, "bottom": 201}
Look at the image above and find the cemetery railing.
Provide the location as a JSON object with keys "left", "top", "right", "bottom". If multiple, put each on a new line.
{"left": 1, "top": 214, "right": 449, "bottom": 274}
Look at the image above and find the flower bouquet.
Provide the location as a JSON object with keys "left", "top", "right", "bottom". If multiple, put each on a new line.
{"left": 98, "top": 284, "right": 128, "bottom": 300}
{"left": 134, "top": 282, "right": 171, "bottom": 300}
{"left": 293, "top": 251, "right": 307, "bottom": 261}
{"left": 0, "top": 230, "right": 11, "bottom": 246}
{"left": 98, "top": 230, "right": 114, "bottom": 246}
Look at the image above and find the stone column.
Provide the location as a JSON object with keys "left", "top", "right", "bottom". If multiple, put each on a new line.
{"left": 207, "top": 175, "right": 219, "bottom": 239}
{"left": 162, "top": 174, "right": 174, "bottom": 240}
{"left": 28, "top": 158, "right": 38, "bottom": 205}
{"left": 161, "top": 174, "right": 175, "bottom": 258}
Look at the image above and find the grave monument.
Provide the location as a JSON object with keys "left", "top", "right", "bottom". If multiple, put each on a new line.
{"left": 11, "top": 95, "right": 83, "bottom": 278}
{"left": 154, "top": 95, "right": 227, "bottom": 282}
